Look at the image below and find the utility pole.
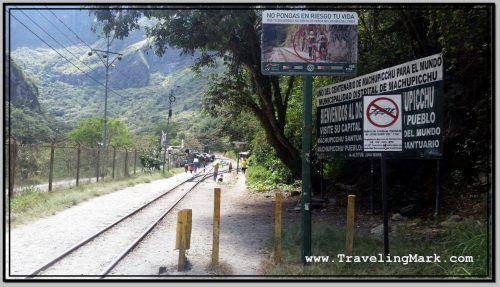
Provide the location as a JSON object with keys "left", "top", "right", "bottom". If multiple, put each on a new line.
{"left": 88, "top": 33, "right": 123, "bottom": 180}
{"left": 163, "top": 89, "right": 177, "bottom": 173}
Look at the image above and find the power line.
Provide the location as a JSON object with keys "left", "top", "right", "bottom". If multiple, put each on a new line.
{"left": 16, "top": 8, "right": 99, "bottom": 75}
{"left": 46, "top": 7, "right": 135, "bottom": 82}
{"left": 47, "top": 8, "right": 94, "bottom": 51}
{"left": 36, "top": 10, "right": 88, "bottom": 54}
{"left": 10, "top": 11, "right": 129, "bottom": 100}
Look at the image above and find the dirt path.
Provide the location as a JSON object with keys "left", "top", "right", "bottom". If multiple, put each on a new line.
{"left": 6, "top": 161, "right": 294, "bottom": 278}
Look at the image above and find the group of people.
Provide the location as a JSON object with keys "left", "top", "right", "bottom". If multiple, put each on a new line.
{"left": 303, "top": 30, "right": 329, "bottom": 60}
{"left": 212, "top": 157, "right": 248, "bottom": 182}
{"left": 183, "top": 156, "right": 207, "bottom": 174}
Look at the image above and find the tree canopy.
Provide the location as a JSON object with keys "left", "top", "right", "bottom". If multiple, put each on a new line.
{"left": 69, "top": 117, "right": 133, "bottom": 148}
{"left": 92, "top": 5, "right": 492, "bottom": 200}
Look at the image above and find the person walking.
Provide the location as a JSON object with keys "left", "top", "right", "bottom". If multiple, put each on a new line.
{"left": 213, "top": 160, "right": 220, "bottom": 181}
{"left": 241, "top": 158, "right": 248, "bottom": 174}
{"left": 193, "top": 157, "right": 200, "bottom": 173}
{"left": 307, "top": 30, "right": 316, "bottom": 58}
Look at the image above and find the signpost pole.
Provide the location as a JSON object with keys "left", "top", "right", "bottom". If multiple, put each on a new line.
{"left": 320, "top": 160, "right": 324, "bottom": 199}
{"left": 434, "top": 159, "right": 441, "bottom": 219}
{"left": 370, "top": 159, "right": 374, "bottom": 214}
{"left": 381, "top": 154, "right": 389, "bottom": 257}
{"left": 301, "top": 75, "right": 312, "bottom": 264}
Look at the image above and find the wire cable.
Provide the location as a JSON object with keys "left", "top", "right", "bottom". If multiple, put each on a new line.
{"left": 10, "top": 11, "right": 129, "bottom": 100}
{"left": 16, "top": 9, "right": 99, "bottom": 75}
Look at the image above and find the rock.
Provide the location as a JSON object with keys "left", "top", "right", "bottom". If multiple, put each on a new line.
{"left": 400, "top": 204, "right": 416, "bottom": 216}
{"left": 479, "top": 172, "right": 488, "bottom": 185}
{"left": 391, "top": 213, "right": 403, "bottom": 221}
{"left": 447, "top": 214, "right": 463, "bottom": 222}
{"left": 326, "top": 197, "right": 336, "bottom": 205}
{"left": 370, "top": 224, "right": 384, "bottom": 235}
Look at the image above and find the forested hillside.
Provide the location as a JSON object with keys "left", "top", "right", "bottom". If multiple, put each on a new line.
{"left": 9, "top": 20, "right": 225, "bottom": 142}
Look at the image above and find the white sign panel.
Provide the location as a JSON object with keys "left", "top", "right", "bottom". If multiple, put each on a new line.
{"left": 363, "top": 94, "right": 402, "bottom": 151}
{"left": 262, "top": 10, "right": 358, "bottom": 25}
{"left": 261, "top": 10, "right": 358, "bottom": 75}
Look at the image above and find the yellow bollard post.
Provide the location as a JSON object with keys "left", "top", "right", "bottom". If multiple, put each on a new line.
{"left": 345, "top": 194, "right": 356, "bottom": 256}
{"left": 176, "top": 209, "right": 192, "bottom": 271}
{"left": 274, "top": 192, "right": 282, "bottom": 263}
{"left": 212, "top": 188, "right": 221, "bottom": 266}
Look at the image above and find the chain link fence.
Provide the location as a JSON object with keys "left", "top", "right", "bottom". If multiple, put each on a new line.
{"left": 5, "top": 142, "right": 153, "bottom": 195}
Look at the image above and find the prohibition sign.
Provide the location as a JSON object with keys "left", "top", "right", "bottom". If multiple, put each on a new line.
{"left": 366, "top": 97, "right": 400, "bottom": 128}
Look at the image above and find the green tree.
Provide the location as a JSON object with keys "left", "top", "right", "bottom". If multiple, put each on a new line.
{"left": 69, "top": 117, "right": 132, "bottom": 148}
{"left": 92, "top": 8, "right": 303, "bottom": 180}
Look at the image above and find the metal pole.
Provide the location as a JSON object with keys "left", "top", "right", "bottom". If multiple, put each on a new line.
{"left": 301, "top": 75, "right": 312, "bottom": 264}
{"left": 101, "top": 35, "right": 110, "bottom": 181}
{"left": 320, "top": 160, "right": 324, "bottom": 199}
{"left": 434, "top": 159, "right": 441, "bottom": 219}
{"left": 370, "top": 158, "right": 374, "bottom": 214}
{"left": 112, "top": 147, "right": 116, "bottom": 179}
{"left": 48, "top": 143, "right": 55, "bottom": 192}
{"left": 76, "top": 144, "right": 81, "bottom": 187}
{"left": 96, "top": 149, "right": 100, "bottom": 183}
{"left": 9, "top": 139, "right": 18, "bottom": 197}
{"left": 381, "top": 154, "right": 389, "bottom": 257}
{"left": 237, "top": 151, "right": 240, "bottom": 174}
{"left": 134, "top": 148, "right": 137, "bottom": 175}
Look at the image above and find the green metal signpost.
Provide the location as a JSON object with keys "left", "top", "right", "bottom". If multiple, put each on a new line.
{"left": 262, "top": 10, "right": 358, "bottom": 264}
{"left": 301, "top": 76, "right": 313, "bottom": 260}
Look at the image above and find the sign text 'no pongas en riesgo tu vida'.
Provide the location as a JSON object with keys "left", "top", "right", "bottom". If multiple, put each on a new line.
{"left": 316, "top": 53, "right": 444, "bottom": 159}
{"left": 261, "top": 10, "right": 358, "bottom": 76}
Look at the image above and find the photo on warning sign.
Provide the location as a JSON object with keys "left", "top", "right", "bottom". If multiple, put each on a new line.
{"left": 261, "top": 10, "right": 358, "bottom": 75}
{"left": 262, "top": 24, "right": 357, "bottom": 64}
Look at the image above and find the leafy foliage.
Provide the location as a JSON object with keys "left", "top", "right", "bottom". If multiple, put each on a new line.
{"left": 68, "top": 117, "right": 132, "bottom": 148}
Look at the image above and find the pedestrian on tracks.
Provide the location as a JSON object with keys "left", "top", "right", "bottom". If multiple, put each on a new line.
{"left": 307, "top": 30, "right": 316, "bottom": 58}
{"left": 241, "top": 158, "right": 248, "bottom": 174}
{"left": 184, "top": 160, "right": 188, "bottom": 173}
{"left": 193, "top": 157, "right": 200, "bottom": 173}
{"left": 213, "top": 160, "right": 220, "bottom": 181}
{"left": 188, "top": 162, "right": 194, "bottom": 174}
{"left": 228, "top": 161, "right": 233, "bottom": 173}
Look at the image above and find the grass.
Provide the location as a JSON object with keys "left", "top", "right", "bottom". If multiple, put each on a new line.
{"left": 6, "top": 168, "right": 183, "bottom": 228}
{"left": 263, "top": 219, "right": 490, "bottom": 278}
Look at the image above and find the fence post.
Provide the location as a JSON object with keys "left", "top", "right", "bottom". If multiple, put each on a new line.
{"left": 124, "top": 149, "right": 129, "bottom": 177}
{"left": 48, "top": 143, "right": 55, "bottom": 192}
{"left": 274, "top": 192, "right": 282, "bottom": 263}
{"left": 112, "top": 147, "right": 116, "bottom": 179}
{"left": 176, "top": 209, "right": 192, "bottom": 271}
{"left": 212, "top": 188, "right": 221, "bottom": 266}
{"left": 345, "top": 195, "right": 356, "bottom": 256}
{"left": 9, "top": 139, "right": 18, "bottom": 197}
{"left": 96, "top": 148, "right": 100, "bottom": 183}
{"left": 76, "top": 144, "right": 81, "bottom": 187}
{"left": 134, "top": 148, "right": 137, "bottom": 175}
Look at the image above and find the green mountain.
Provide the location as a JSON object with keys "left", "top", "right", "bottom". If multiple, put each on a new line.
{"left": 6, "top": 58, "right": 66, "bottom": 143}
{"left": 10, "top": 33, "right": 224, "bottom": 138}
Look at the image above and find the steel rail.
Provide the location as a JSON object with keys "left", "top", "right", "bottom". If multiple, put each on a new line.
{"left": 26, "top": 169, "right": 211, "bottom": 278}
{"left": 99, "top": 172, "right": 214, "bottom": 277}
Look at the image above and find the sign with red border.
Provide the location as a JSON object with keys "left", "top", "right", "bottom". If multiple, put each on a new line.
{"left": 363, "top": 94, "right": 402, "bottom": 151}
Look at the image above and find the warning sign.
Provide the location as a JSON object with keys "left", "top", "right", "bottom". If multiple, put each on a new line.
{"left": 261, "top": 10, "right": 358, "bottom": 76}
{"left": 363, "top": 95, "right": 402, "bottom": 151}
{"left": 316, "top": 53, "right": 444, "bottom": 159}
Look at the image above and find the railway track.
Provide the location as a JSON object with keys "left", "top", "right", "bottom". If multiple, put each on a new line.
{"left": 26, "top": 167, "right": 227, "bottom": 278}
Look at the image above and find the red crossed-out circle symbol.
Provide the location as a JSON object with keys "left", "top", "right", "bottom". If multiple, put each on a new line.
{"left": 366, "top": 97, "right": 399, "bottom": 128}
{"left": 292, "top": 25, "right": 329, "bottom": 62}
